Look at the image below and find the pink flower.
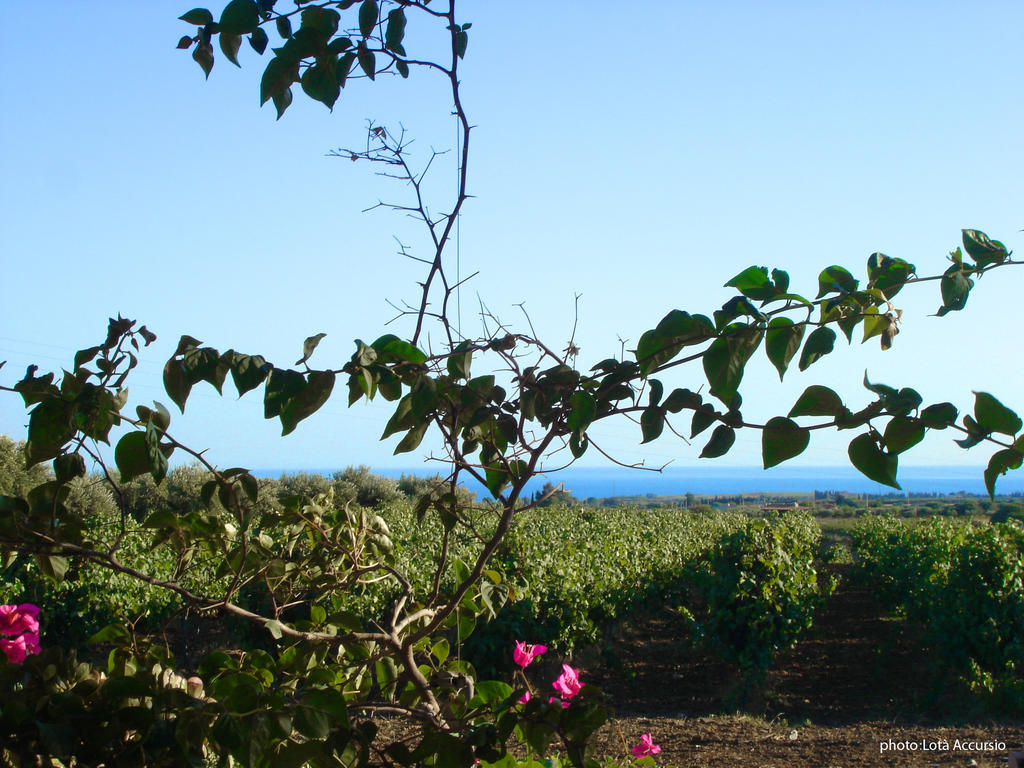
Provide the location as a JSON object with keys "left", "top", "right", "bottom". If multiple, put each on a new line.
{"left": 548, "top": 696, "right": 570, "bottom": 709}
{"left": 0, "top": 634, "right": 37, "bottom": 665}
{"left": 632, "top": 733, "right": 661, "bottom": 758}
{"left": 513, "top": 641, "right": 548, "bottom": 668}
{"left": 517, "top": 690, "right": 532, "bottom": 704}
{"left": 551, "top": 664, "right": 582, "bottom": 699}
{"left": 0, "top": 604, "right": 40, "bottom": 637}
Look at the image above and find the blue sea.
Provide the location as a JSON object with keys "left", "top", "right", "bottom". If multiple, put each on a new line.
{"left": 252, "top": 465, "right": 1024, "bottom": 499}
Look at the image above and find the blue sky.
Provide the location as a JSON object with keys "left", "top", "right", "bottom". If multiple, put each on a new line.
{"left": 3, "top": 2, "right": 1024, "bottom": 481}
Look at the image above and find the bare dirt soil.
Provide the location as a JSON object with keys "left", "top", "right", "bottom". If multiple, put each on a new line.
{"left": 571, "top": 564, "right": 1023, "bottom": 767}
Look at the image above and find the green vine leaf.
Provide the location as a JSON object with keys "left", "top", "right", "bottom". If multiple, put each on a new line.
{"left": 765, "top": 317, "right": 804, "bottom": 381}
{"left": 700, "top": 425, "right": 735, "bottom": 458}
{"left": 798, "top": 327, "right": 836, "bottom": 371}
{"left": 761, "top": 416, "right": 809, "bottom": 469}
{"left": 848, "top": 432, "right": 900, "bottom": 489}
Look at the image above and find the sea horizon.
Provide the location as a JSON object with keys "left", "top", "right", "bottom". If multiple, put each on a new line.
{"left": 250, "top": 465, "right": 1024, "bottom": 499}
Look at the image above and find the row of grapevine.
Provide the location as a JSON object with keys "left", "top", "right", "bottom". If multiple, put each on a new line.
{"left": 852, "top": 516, "right": 1024, "bottom": 711}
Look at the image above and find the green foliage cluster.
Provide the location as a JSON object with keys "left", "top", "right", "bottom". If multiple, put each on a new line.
{"left": 852, "top": 516, "right": 1024, "bottom": 711}
{"left": 683, "top": 511, "right": 830, "bottom": 694}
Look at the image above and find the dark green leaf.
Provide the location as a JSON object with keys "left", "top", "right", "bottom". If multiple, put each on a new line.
{"left": 455, "top": 30, "right": 468, "bottom": 59}
{"left": 180, "top": 8, "right": 214, "bottom": 25}
{"left": 177, "top": 34, "right": 194, "bottom": 49}
{"left": 937, "top": 264, "right": 973, "bottom": 316}
{"left": 356, "top": 42, "right": 375, "bottom": 79}
{"left": 301, "top": 61, "right": 340, "bottom": 108}
{"left": 34, "top": 554, "right": 68, "bottom": 584}
{"left": 375, "top": 336, "right": 427, "bottom": 364}
{"left": 866, "top": 252, "right": 915, "bottom": 299}
{"left": 702, "top": 325, "right": 763, "bottom": 403}
{"left": 275, "top": 15, "right": 292, "bottom": 39}
{"left": 337, "top": 51, "right": 356, "bottom": 86}
{"left": 394, "top": 422, "right": 427, "bottom": 454}
{"left": 25, "top": 400, "right": 75, "bottom": 467}
{"left": 53, "top": 453, "right": 86, "bottom": 484}
{"left": 271, "top": 86, "right": 292, "bottom": 119}
{"left": 446, "top": 341, "right": 473, "bottom": 380}
{"left": 260, "top": 55, "right": 298, "bottom": 105}
{"left": 115, "top": 432, "right": 151, "bottom": 484}
{"left": 219, "top": 0, "right": 260, "bottom": 35}
{"left": 192, "top": 40, "right": 215, "bottom": 78}
{"left": 280, "top": 371, "right": 335, "bottom": 435}
{"left": 882, "top": 416, "right": 925, "bottom": 455}
{"left": 690, "top": 405, "right": 716, "bottom": 438}
{"left": 973, "top": 391, "right": 1022, "bottom": 436}
{"left": 219, "top": 32, "right": 243, "bottom": 66}
{"left": 230, "top": 354, "right": 270, "bottom": 397}
{"left": 788, "top": 385, "right": 845, "bottom": 418}
{"left": 395, "top": 59, "right": 409, "bottom": 78}
{"left": 358, "top": 0, "right": 378, "bottom": 37}
{"left": 984, "top": 448, "right": 1023, "bottom": 498}
{"left": 300, "top": 6, "right": 340, "bottom": 40}
{"left": 816, "top": 266, "right": 858, "bottom": 298}
{"left": 798, "top": 327, "right": 836, "bottom": 371}
{"left": 264, "top": 368, "right": 305, "bottom": 418}
{"left": 640, "top": 407, "right": 664, "bottom": 444}
{"left": 848, "top": 433, "right": 900, "bottom": 489}
{"left": 385, "top": 8, "right": 407, "bottom": 51}
{"left": 765, "top": 317, "right": 804, "bottom": 381}
{"left": 920, "top": 402, "right": 957, "bottom": 429}
{"left": 663, "top": 387, "right": 701, "bottom": 413}
{"left": 700, "top": 425, "right": 735, "bottom": 458}
{"left": 963, "top": 229, "right": 1008, "bottom": 268}
{"left": 567, "top": 391, "right": 597, "bottom": 434}
{"left": 249, "top": 27, "right": 269, "bottom": 54}
{"left": 635, "top": 310, "right": 714, "bottom": 375}
{"left": 761, "top": 416, "right": 809, "bottom": 468}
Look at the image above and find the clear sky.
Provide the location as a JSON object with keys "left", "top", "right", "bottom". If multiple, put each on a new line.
{"left": 3, "top": 2, "right": 1024, "bottom": 481}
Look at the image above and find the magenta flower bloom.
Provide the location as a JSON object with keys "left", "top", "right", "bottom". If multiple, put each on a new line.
{"left": 513, "top": 641, "right": 548, "bottom": 668}
{"left": 632, "top": 733, "right": 661, "bottom": 757}
{"left": 0, "top": 633, "right": 39, "bottom": 665}
{"left": 517, "top": 690, "right": 531, "bottom": 704}
{"left": 551, "top": 664, "right": 582, "bottom": 699}
{"left": 0, "top": 604, "right": 40, "bottom": 637}
{"left": 548, "top": 696, "right": 570, "bottom": 709}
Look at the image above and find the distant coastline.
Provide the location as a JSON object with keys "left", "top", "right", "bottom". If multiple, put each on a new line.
{"left": 251, "top": 465, "right": 1024, "bottom": 499}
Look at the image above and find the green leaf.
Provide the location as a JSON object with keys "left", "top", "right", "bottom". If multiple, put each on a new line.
{"left": 265, "top": 619, "right": 284, "bottom": 639}
{"left": 700, "top": 425, "right": 735, "bottom": 458}
{"left": 249, "top": 27, "right": 268, "bottom": 54}
{"left": 663, "top": 387, "right": 701, "bottom": 413}
{"left": 724, "top": 266, "right": 778, "bottom": 301}
{"left": 567, "top": 391, "right": 597, "bottom": 434}
{"left": 25, "top": 400, "right": 75, "bottom": 467}
{"left": 920, "top": 402, "right": 957, "bottom": 429}
{"left": 788, "top": 385, "right": 845, "bottom": 418}
{"left": 218, "top": 0, "right": 260, "bottom": 35}
{"left": 973, "top": 391, "right": 1022, "bottom": 436}
{"left": 337, "top": 51, "right": 356, "bottom": 87}
{"left": 192, "top": 40, "right": 215, "bottom": 78}
{"left": 301, "top": 61, "right": 340, "bottom": 108}
{"left": 230, "top": 354, "right": 270, "bottom": 397}
{"left": 394, "top": 422, "right": 428, "bottom": 455}
{"left": 866, "top": 252, "right": 915, "bottom": 299}
{"left": 798, "top": 327, "right": 836, "bottom": 371}
{"left": 640, "top": 407, "right": 664, "bottom": 443}
{"left": 690, "top": 405, "right": 717, "bottom": 438}
{"left": 848, "top": 433, "right": 900, "bottom": 489}
{"left": 271, "top": 87, "right": 292, "bottom": 119}
{"left": 937, "top": 264, "right": 973, "bottom": 316}
{"left": 762, "top": 416, "right": 809, "bottom": 468}
{"left": 635, "top": 310, "right": 714, "bottom": 375}
{"left": 300, "top": 6, "right": 341, "bottom": 40}
{"left": 280, "top": 371, "right": 335, "bottom": 435}
{"left": 455, "top": 30, "right": 468, "bottom": 59}
{"left": 385, "top": 8, "right": 407, "bottom": 51}
{"left": 114, "top": 432, "right": 151, "bottom": 484}
{"left": 180, "top": 8, "right": 214, "bottom": 25}
{"left": 356, "top": 42, "right": 375, "bottom": 79}
{"left": 816, "top": 266, "right": 858, "bottom": 298}
{"left": 53, "top": 453, "right": 86, "bottom": 484}
{"left": 984, "top": 448, "right": 1023, "bottom": 497}
{"left": 264, "top": 368, "right": 305, "bottom": 418}
{"left": 358, "top": 0, "right": 378, "bottom": 37}
{"left": 374, "top": 336, "right": 427, "bottom": 364}
{"left": 219, "top": 32, "right": 243, "bottom": 66}
{"left": 395, "top": 59, "right": 409, "bottom": 78}
{"left": 702, "top": 325, "right": 763, "bottom": 404}
{"left": 260, "top": 55, "right": 298, "bottom": 105}
{"left": 177, "top": 34, "right": 193, "bottom": 49}
{"left": 765, "top": 317, "right": 804, "bottom": 381}
{"left": 882, "top": 416, "right": 925, "bottom": 455}
{"left": 962, "top": 229, "right": 1008, "bottom": 268}
{"left": 446, "top": 341, "right": 473, "bottom": 380}
{"left": 34, "top": 554, "right": 68, "bottom": 584}
{"left": 275, "top": 15, "right": 292, "bottom": 39}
